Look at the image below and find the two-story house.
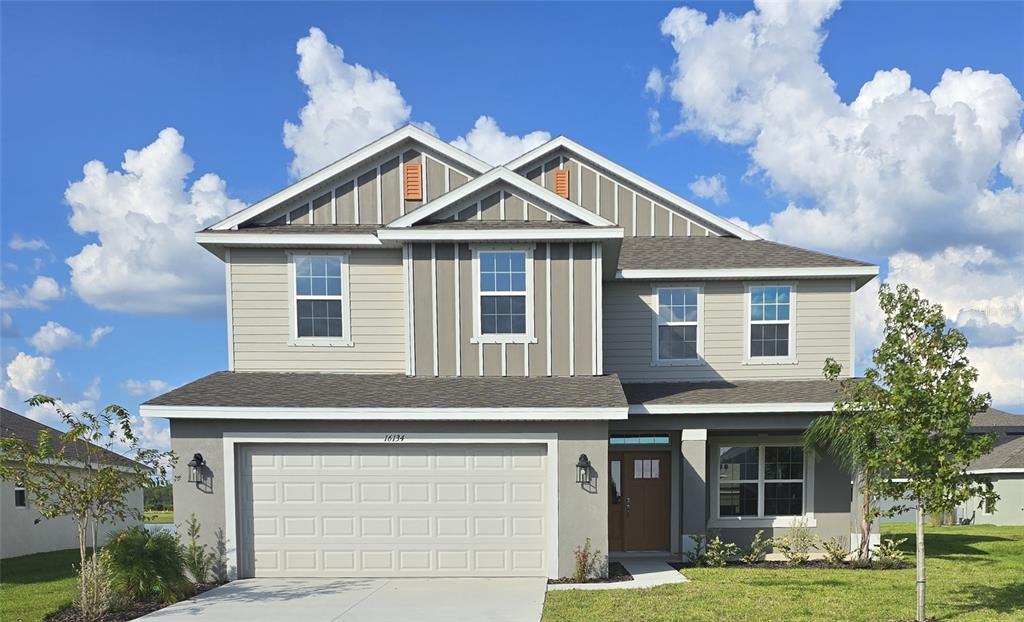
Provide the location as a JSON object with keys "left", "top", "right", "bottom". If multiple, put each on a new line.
{"left": 141, "top": 125, "right": 879, "bottom": 580}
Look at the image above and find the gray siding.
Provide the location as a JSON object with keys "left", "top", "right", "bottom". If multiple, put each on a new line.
{"left": 410, "top": 242, "right": 601, "bottom": 377}
{"left": 429, "top": 186, "right": 566, "bottom": 223}
{"left": 230, "top": 248, "right": 406, "bottom": 373}
{"left": 519, "top": 151, "right": 725, "bottom": 237}
{"left": 604, "top": 279, "right": 853, "bottom": 382}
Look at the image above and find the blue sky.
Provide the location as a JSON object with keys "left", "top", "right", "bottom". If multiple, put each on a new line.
{"left": 2, "top": 1, "right": 1022, "bottom": 448}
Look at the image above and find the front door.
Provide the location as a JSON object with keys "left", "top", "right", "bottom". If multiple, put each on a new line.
{"left": 608, "top": 451, "right": 671, "bottom": 551}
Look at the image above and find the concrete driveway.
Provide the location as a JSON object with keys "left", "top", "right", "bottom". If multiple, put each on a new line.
{"left": 137, "top": 577, "right": 546, "bottom": 622}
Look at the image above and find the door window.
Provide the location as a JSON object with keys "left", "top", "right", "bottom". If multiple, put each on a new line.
{"left": 610, "top": 460, "right": 622, "bottom": 504}
{"left": 633, "top": 459, "right": 660, "bottom": 479}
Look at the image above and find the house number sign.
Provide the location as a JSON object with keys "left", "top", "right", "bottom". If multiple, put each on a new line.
{"left": 383, "top": 434, "right": 406, "bottom": 442}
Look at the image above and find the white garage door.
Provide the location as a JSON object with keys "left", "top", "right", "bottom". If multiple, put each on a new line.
{"left": 237, "top": 443, "right": 550, "bottom": 577}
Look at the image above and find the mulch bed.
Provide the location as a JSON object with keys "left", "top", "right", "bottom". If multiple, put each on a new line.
{"left": 45, "top": 583, "right": 219, "bottom": 622}
{"left": 669, "top": 560, "right": 910, "bottom": 571}
{"left": 547, "top": 561, "right": 634, "bottom": 584}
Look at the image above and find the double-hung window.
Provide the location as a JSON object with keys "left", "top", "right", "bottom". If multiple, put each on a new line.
{"left": 747, "top": 285, "right": 794, "bottom": 362}
{"left": 14, "top": 482, "right": 27, "bottom": 508}
{"left": 474, "top": 249, "right": 533, "bottom": 342}
{"left": 655, "top": 287, "right": 702, "bottom": 363}
{"left": 289, "top": 253, "right": 351, "bottom": 345}
{"left": 716, "top": 444, "right": 809, "bottom": 523}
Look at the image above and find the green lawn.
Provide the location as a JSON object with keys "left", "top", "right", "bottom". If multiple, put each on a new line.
{"left": 143, "top": 509, "right": 174, "bottom": 524}
{"left": 0, "top": 549, "right": 82, "bottom": 622}
{"left": 543, "top": 524, "right": 1024, "bottom": 622}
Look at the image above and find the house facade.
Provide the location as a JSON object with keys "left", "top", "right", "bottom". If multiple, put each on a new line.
{"left": 0, "top": 408, "right": 144, "bottom": 558}
{"left": 142, "top": 126, "right": 878, "bottom": 579}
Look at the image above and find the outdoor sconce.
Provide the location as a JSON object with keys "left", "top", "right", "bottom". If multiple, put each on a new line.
{"left": 576, "top": 454, "right": 592, "bottom": 485}
{"left": 187, "top": 453, "right": 206, "bottom": 484}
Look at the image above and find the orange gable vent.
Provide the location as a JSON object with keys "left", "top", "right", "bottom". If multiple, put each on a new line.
{"left": 554, "top": 169, "right": 570, "bottom": 199}
{"left": 404, "top": 163, "right": 423, "bottom": 201}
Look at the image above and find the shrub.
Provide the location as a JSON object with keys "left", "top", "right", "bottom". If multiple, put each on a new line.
{"left": 211, "top": 528, "right": 229, "bottom": 584}
{"left": 76, "top": 554, "right": 124, "bottom": 618}
{"left": 821, "top": 537, "right": 849, "bottom": 566}
{"left": 704, "top": 533, "right": 739, "bottom": 567}
{"left": 573, "top": 538, "right": 602, "bottom": 582}
{"left": 104, "top": 526, "right": 190, "bottom": 603}
{"left": 873, "top": 537, "right": 908, "bottom": 569}
{"left": 740, "top": 530, "right": 772, "bottom": 565}
{"left": 182, "top": 514, "right": 216, "bottom": 584}
{"left": 684, "top": 533, "right": 706, "bottom": 566}
{"left": 774, "top": 517, "right": 817, "bottom": 565}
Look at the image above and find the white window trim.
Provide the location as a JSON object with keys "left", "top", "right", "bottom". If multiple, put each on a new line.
{"left": 709, "top": 439, "right": 815, "bottom": 529}
{"left": 651, "top": 284, "right": 705, "bottom": 366}
{"left": 470, "top": 245, "right": 537, "bottom": 345}
{"left": 286, "top": 250, "right": 353, "bottom": 347}
{"left": 743, "top": 282, "right": 797, "bottom": 365}
{"left": 14, "top": 482, "right": 27, "bottom": 509}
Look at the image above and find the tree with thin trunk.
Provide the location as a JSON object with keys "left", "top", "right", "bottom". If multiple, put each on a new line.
{"left": 0, "top": 396, "right": 174, "bottom": 621}
{"left": 805, "top": 283, "right": 996, "bottom": 621}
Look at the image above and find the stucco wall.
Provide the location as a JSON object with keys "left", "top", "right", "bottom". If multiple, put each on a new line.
{"left": 170, "top": 418, "right": 608, "bottom": 578}
{"left": 961, "top": 474, "right": 1024, "bottom": 526}
{"left": 0, "top": 478, "right": 143, "bottom": 559}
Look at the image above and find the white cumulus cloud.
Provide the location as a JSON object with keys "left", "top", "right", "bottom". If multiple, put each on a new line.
{"left": 64, "top": 128, "right": 245, "bottom": 314}
{"left": 9, "top": 236, "right": 48, "bottom": 251}
{"left": 0, "top": 276, "right": 64, "bottom": 309}
{"left": 450, "top": 116, "right": 550, "bottom": 165}
{"left": 5, "top": 352, "right": 54, "bottom": 398}
{"left": 688, "top": 174, "right": 729, "bottom": 204}
{"left": 29, "top": 322, "right": 82, "bottom": 354}
{"left": 121, "top": 378, "right": 170, "bottom": 397}
{"left": 88, "top": 326, "right": 113, "bottom": 346}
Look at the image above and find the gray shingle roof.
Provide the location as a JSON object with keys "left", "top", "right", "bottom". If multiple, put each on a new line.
{"left": 623, "top": 380, "right": 840, "bottom": 406}
{"left": 617, "top": 237, "right": 875, "bottom": 271}
{"left": 971, "top": 407, "right": 1024, "bottom": 430}
{"left": 144, "top": 372, "right": 628, "bottom": 410}
{"left": 1, "top": 407, "right": 141, "bottom": 468}
{"left": 970, "top": 435, "right": 1024, "bottom": 471}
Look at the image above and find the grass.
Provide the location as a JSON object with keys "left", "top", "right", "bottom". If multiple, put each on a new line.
{"left": 143, "top": 510, "right": 173, "bottom": 524}
{"left": 542, "top": 524, "right": 1024, "bottom": 622}
{"left": 0, "top": 548, "right": 83, "bottom": 622}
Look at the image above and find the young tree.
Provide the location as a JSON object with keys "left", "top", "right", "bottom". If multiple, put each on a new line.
{"left": 0, "top": 396, "right": 174, "bottom": 621}
{"left": 806, "top": 283, "right": 996, "bottom": 622}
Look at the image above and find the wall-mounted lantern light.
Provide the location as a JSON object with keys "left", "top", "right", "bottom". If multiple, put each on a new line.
{"left": 576, "top": 454, "right": 592, "bottom": 485}
{"left": 187, "top": 453, "right": 206, "bottom": 484}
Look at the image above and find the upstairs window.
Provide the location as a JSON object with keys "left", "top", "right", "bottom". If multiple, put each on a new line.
{"left": 747, "top": 285, "right": 794, "bottom": 362}
{"left": 289, "top": 253, "right": 351, "bottom": 346}
{"left": 14, "top": 482, "right": 27, "bottom": 508}
{"left": 473, "top": 248, "right": 534, "bottom": 343}
{"left": 655, "top": 287, "right": 702, "bottom": 363}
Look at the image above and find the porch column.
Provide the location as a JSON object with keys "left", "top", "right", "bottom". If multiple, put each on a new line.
{"left": 680, "top": 429, "right": 708, "bottom": 554}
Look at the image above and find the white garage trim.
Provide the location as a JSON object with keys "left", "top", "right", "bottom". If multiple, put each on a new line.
{"left": 221, "top": 432, "right": 559, "bottom": 580}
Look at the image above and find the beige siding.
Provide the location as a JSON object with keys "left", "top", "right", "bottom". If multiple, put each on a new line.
{"left": 230, "top": 248, "right": 405, "bottom": 373}
{"left": 311, "top": 191, "right": 332, "bottom": 224}
{"left": 410, "top": 242, "right": 599, "bottom": 377}
{"left": 603, "top": 279, "right": 853, "bottom": 382}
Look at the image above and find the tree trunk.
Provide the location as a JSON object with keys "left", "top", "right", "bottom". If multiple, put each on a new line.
{"left": 916, "top": 502, "right": 926, "bottom": 621}
{"left": 857, "top": 469, "right": 872, "bottom": 559}
{"left": 77, "top": 517, "right": 89, "bottom": 619}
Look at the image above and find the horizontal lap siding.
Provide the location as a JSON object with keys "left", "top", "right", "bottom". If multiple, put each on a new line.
{"left": 230, "top": 248, "right": 406, "bottom": 372}
{"left": 604, "top": 279, "right": 852, "bottom": 382}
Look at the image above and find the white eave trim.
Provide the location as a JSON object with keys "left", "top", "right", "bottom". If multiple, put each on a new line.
{"left": 141, "top": 404, "right": 629, "bottom": 421}
{"left": 209, "top": 125, "right": 490, "bottom": 231}
{"left": 376, "top": 228, "right": 623, "bottom": 241}
{"left": 616, "top": 266, "right": 879, "bottom": 280}
{"left": 505, "top": 136, "right": 760, "bottom": 241}
{"left": 967, "top": 468, "right": 1024, "bottom": 475}
{"left": 386, "top": 167, "right": 616, "bottom": 229}
{"left": 196, "top": 232, "right": 383, "bottom": 246}
{"left": 628, "top": 402, "right": 835, "bottom": 414}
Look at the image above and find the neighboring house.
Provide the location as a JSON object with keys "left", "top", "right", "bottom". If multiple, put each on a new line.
{"left": 0, "top": 407, "right": 144, "bottom": 558}
{"left": 141, "top": 125, "right": 879, "bottom": 579}
{"left": 878, "top": 407, "right": 1024, "bottom": 525}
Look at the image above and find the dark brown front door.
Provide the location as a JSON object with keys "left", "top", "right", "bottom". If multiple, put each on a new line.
{"left": 608, "top": 451, "right": 671, "bottom": 551}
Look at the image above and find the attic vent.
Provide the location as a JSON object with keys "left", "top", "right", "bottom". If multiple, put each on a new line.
{"left": 554, "top": 169, "right": 570, "bottom": 199}
{"left": 404, "top": 163, "right": 423, "bottom": 201}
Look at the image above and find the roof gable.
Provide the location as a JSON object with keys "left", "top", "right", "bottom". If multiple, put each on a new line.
{"left": 211, "top": 125, "right": 490, "bottom": 231}
{"left": 505, "top": 136, "right": 759, "bottom": 240}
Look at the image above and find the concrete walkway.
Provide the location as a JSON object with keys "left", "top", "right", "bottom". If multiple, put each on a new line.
{"left": 547, "top": 556, "right": 688, "bottom": 591}
{"left": 137, "top": 577, "right": 546, "bottom": 621}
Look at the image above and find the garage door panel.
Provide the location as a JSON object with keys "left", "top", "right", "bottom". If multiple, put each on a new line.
{"left": 238, "top": 443, "right": 548, "bottom": 577}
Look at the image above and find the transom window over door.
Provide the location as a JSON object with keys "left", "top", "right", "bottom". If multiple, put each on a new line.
{"left": 289, "top": 253, "right": 351, "bottom": 345}
{"left": 748, "top": 285, "right": 794, "bottom": 362}
{"left": 473, "top": 248, "right": 534, "bottom": 343}
{"left": 655, "top": 287, "right": 701, "bottom": 362}
{"left": 717, "top": 444, "right": 808, "bottom": 522}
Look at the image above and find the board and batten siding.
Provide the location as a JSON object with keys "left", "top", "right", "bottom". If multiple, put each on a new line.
{"left": 258, "top": 147, "right": 475, "bottom": 227}
{"left": 521, "top": 152, "right": 719, "bottom": 237}
{"left": 409, "top": 242, "right": 601, "bottom": 377}
{"left": 229, "top": 248, "right": 406, "bottom": 372}
{"left": 603, "top": 279, "right": 853, "bottom": 382}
